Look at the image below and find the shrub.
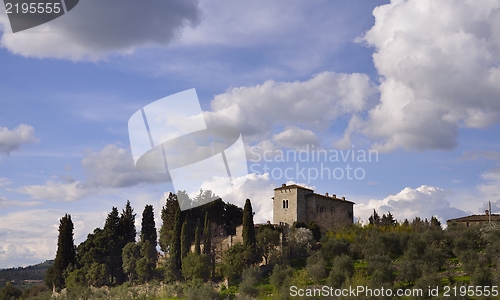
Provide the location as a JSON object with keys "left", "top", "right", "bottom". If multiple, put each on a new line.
{"left": 186, "top": 283, "right": 218, "bottom": 300}
{"left": 270, "top": 264, "right": 293, "bottom": 290}
{"left": 306, "top": 252, "right": 327, "bottom": 280}
{"left": 320, "top": 237, "right": 349, "bottom": 260}
{"left": 182, "top": 253, "right": 211, "bottom": 281}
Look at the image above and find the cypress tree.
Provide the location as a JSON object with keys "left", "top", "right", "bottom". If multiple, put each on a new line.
{"left": 104, "top": 207, "right": 125, "bottom": 284}
{"left": 141, "top": 205, "right": 157, "bottom": 247}
{"left": 49, "top": 214, "right": 76, "bottom": 289}
{"left": 170, "top": 203, "right": 182, "bottom": 274}
{"left": 242, "top": 199, "right": 256, "bottom": 253}
{"left": 194, "top": 225, "right": 201, "bottom": 255}
{"left": 181, "top": 219, "right": 190, "bottom": 260}
{"left": 159, "top": 193, "right": 179, "bottom": 252}
{"left": 104, "top": 207, "right": 120, "bottom": 232}
{"left": 120, "top": 200, "right": 136, "bottom": 245}
{"left": 368, "top": 209, "right": 380, "bottom": 225}
{"left": 203, "top": 211, "right": 211, "bottom": 255}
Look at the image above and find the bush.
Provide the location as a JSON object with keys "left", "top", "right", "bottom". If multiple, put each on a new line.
{"left": 20, "top": 284, "right": 48, "bottom": 299}
{"left": 458, "top": 250, "right": 478, "bottom": 274}
{"left": 288, "top": 228, "right": 315, "bottom": 260}
{"left": 186, "top": 282, "right": 218, "bottom": 300}
{"left": 0, "top": 282, "right": 22, "bottom": 300}
{"left": 305, "top": 252, "right": 327, "bottom": 280}
{"left": 238, "top": 265, "right": 260, "bottom": 297}
{"left": 241, "top": 265, "right": 261, "bottom": 281}
{"left": 182, "top": 253, "right": 211, "bottom": 281}
{"left": 270, "top": 264, "right": 293, "bottom": 290}
{"left": 328, "top": 254, "right": 354, "bottom": 287}
{"left": 367, "top": 255, "right": 395, "bottom": 285}
{"left": 238, "top": 276, "right": 259, "bottom": 298}
{"left": 471, "top": 265, "right": 493, "bottom": 286}
{"left": 222, "top": 243, "right": 247, "bottom": 283}
{"left": 320, "top": 237, "right": 349, "bottom": 260}
{"left": 413, "top": 273, "right": 442, "bottom": 300}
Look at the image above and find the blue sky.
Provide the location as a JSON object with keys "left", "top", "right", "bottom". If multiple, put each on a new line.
{"left": 1, "top": 0, "right": 500, "bottom": 268}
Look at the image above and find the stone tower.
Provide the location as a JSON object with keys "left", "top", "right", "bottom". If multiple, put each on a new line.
{"left": 272, "top": 183, "right": 354, "bottom": 231}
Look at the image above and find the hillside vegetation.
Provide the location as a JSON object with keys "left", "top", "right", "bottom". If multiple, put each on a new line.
{"left": 2, "top": 193, "right": 500, "bottom": 300}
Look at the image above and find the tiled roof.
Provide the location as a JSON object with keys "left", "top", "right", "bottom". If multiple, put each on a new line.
{"left": 274, "top": 184, "right": 313, "bottom": 191}
{"left": 447, "top": 214, "right": 500, "bottom": 223}
{"left": 305, "top": 193, "right": 355, "bottom": 204}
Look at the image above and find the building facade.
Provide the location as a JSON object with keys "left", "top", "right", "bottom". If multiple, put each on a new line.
{"left": 447, "top": 212, "right": 500, "bottom": 227}
{"left": 273, "top": 183, "right": 354, "bottom": 232}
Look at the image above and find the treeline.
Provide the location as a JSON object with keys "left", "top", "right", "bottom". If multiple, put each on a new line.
{"left": 46, "top": 190, "right": 245, "bottom": 290}
{"left": 0, "top": 190, "right": 247, "bottom": 299}
{"left": 0, "top": 261, "right": 52, "bottom": 287}
{"left": 4, "top": 203, "right": 500, "bottom": 299}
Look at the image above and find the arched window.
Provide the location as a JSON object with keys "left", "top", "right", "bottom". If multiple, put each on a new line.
{"left": 283, "top": 200, "right": 286, "bottom": 209}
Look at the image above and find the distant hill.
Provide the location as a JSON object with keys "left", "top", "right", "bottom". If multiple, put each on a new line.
{"left": 0, "top": 260, "right": 53, "bottom": 288}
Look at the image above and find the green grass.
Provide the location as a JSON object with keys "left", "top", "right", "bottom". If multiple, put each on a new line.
{"left": 453, "top": 275, "right": 471, "bottom": 283}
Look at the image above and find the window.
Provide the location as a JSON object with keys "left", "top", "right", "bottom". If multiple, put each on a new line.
{"left": 283, "top": 200, "right": 289, "bottom": 209}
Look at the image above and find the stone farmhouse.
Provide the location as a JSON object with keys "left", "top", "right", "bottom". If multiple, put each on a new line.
{"left": 272, "top": 183, "right": 354, "bottom": 232}
{"left": 447, "top": 211, "right": 500, "bottom": 227}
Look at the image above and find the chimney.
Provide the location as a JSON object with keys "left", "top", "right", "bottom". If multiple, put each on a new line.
{"left": 332, "top": 194, "right": 336, "bottom": 198}
{"left": 282, "top": 183, "right": 286, "bottom": 188}
{"left": 325, "top": 192, "right": 329, "bottom": 197}
{"left": 486, "top": 210, "right": 490, "bottom": 216}
{"left": 342, "top": 196, "right": 345, "bottom": 201}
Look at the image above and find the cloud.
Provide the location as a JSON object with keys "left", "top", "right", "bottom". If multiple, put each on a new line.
{"left": 212, "top": 173, "right": 276, "bottom": 223}
{"left": 459, "top": 150, "right": 500, "bottom": 161}
{"left": 15, "top": 180, "right": 94, "bottom": 202}
{"left": 343, "top": 0, "right": 500, "bottom": 152}
{"left": 82, "top": 144, "right": 167, "bottom": 188}
{"left": 272, "top": 126, "right": 320, "bottom": 150}
{"left": 476, "top": 166, "right": 500, "bottom": 209}
{"left": 355, "top": 185, "right": 467, "bottom": 225}
{"left": 0, "top": 197, "right": 41, "bottom": 208}
{"left": 0, "top": 0, "right": 200, "bottom": 61}
{"left": 15, "top": 144, "right": 167, "bottom": 202}
{"left": 0, "top": 124, "right": 39, "bottom": 155}
{"left": 0, "top": 178, "right": 12, "bottom": 187}
{"left": 0, "top": 209, "right": 106, "bottom": 268}
{"left": 204, "top": 72, "right": 376, "bottom": 139}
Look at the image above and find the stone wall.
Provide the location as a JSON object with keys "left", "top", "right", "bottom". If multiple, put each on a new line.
{"left": 273, "top": 184, "right": 354, "bottom": 232}
{"left": 273, "top": 184, "right": 313, "bottom": 227}
{"left": 304, "top": 194, "right": 354, "bottom": 231}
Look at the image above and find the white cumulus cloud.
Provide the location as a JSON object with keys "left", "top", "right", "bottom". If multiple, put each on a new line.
{"left": 272, "top": 126, "right": 320, "bottom": 150}
{"left": 15, "top": 144, "right": 167, "bottom": 202}
{"left": 355, "top": 185, "right": 467, "bottom": 224}
{"left": 204, "top": 71, "right": 376, "bottom": 140}
{"left": 343, "top": 0, "right": 500, "bottom": 152}
{"left": 0, "top": 124, "right": 39, "bottom": 155}
{"left": 217, "top": 173, "right": 276, "bottom": 223}
{"left": 0, "top": 209, "right": 106, "bottom": 268}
